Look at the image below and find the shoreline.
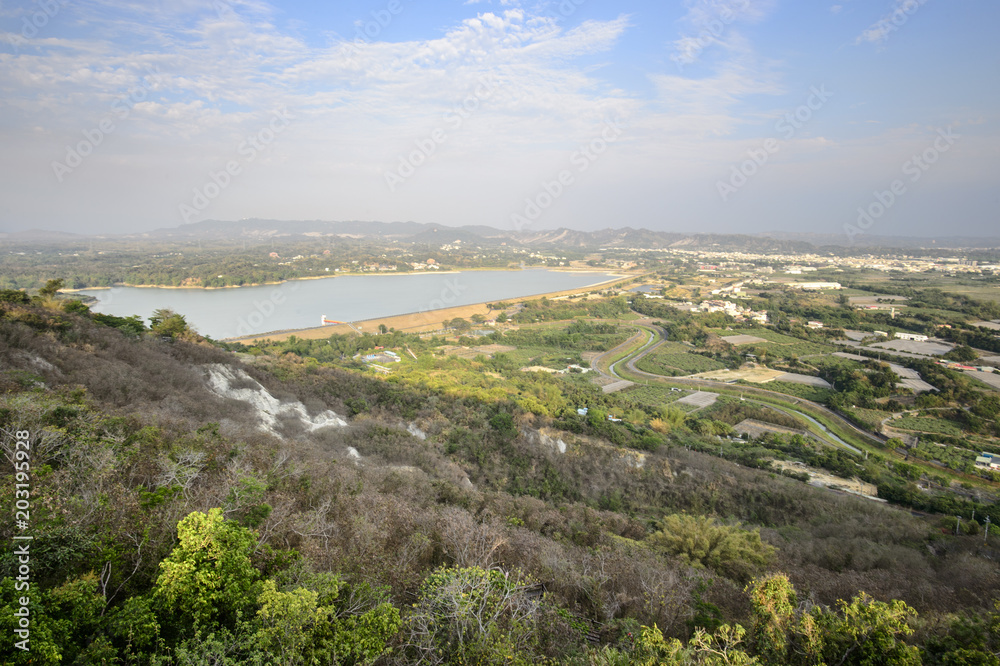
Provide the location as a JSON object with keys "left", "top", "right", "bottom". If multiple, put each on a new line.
{"left": 61, "top": 266, "right": 609, "bottom": 293}
{"left": 61, "top": 270, "right": 462, "bottom": 292}
{"left": 224, "top": 273, "right": 635, "bottom": 344}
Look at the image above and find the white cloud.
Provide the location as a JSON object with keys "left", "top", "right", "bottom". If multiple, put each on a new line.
{"left": 0, "top": 1, "right": 644, "bottom": 230}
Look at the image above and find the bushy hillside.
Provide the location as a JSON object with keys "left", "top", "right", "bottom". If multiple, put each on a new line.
{"left": 2, "top": 296, "right": 1000, "bottom": 664}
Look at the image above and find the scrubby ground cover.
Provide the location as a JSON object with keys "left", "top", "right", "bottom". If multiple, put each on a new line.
{"left": 4, "top": 287, "right": 1000, "bottom": 663}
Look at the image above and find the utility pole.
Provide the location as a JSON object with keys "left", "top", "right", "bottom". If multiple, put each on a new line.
{"left": 956, "top": 516, "right": 961, "bottom": 536}
{"left": 986, "top": 516, "right": 991, "bottom": 544}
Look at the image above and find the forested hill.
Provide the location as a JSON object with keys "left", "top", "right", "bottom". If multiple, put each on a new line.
{"left": 8, "top": 218, "right": 999, "bottom": 251}
{"left": 2, "top": 293, "right": 1000, "bottom": 664}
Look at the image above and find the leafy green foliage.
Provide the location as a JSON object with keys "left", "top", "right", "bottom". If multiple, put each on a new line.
{"left": 1, "top": 287, "right": 999, "bottom": 665}
{"left": 0, "top": 288, "right": 31, "bottom": 304}
{"left": 149, "top": 308, "right": 192, "bottom": 339}
{"left": 154, "top": 509, "right": 260, "bottom": 630}
{"left": 647, "top": 514, "right": 776, "bottom": 583}
{"left": 92, "top": 312, "right": 148, "bottom": 335}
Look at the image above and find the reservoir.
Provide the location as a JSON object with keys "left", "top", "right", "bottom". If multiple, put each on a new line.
{"left": 78, "top": 269, "right": 621, "bottom": 340}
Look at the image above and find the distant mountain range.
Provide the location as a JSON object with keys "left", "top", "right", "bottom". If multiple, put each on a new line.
{"left": 3, "top": 219, "right": 1000, "bottom": 252}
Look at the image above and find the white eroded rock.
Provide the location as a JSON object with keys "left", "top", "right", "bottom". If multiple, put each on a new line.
{"left": 204, "top": 364, "right": 347, "bottom": 437}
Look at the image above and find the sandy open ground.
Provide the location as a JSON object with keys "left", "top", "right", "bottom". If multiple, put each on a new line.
{"left": 771, "top": 460, "right": 880, "bottom": 499}
{"left": 676, "top": 391, "right": 718, "bottom": 409}
{"left": 720, "top": 334, "right": 768, "bottom": 345}
{"left": 442, "top": 344, "right": 516, "bottom": 360}
{"left": 693, "top": 366, "right": 785, "bottom": 383}
{"left": 775, "top": 373, "right": 832, "bottom": 388}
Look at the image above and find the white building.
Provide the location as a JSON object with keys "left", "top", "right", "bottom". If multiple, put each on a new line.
{"left": 895, "top": 332, "right": 929, "bottom": 342}
{"left": 976, "top": 453, "right": 1000, "bottom": 470}
{"left": 789, "top": 282, "right": 842, "bottom": 291}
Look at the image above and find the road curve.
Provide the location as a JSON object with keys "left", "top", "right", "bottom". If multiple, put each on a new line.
{"left": 619, "top": 321, "right": 887, "bottom": 448}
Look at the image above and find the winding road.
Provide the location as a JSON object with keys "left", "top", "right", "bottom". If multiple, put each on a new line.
{"left": 590, "top": 317, "right": 886, "bottom": 454}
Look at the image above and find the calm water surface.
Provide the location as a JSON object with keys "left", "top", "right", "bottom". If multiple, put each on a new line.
{"left": 79, "top": 269, "right": 620, "bottom": 339}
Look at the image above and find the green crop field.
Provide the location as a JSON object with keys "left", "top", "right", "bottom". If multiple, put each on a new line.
{"left": 653, "top": 341, "right": 697, "bottom": 354}
{"left": 750, "top": 380, "right": 833, "bottom": 403}
{"left": 842, "top": 407, "right": 892, "bottom": 430}
{"left": 500, "top": 346, "right": 570, "bottom": 367}
{"left": 636, "top": 350, "right": 728, "bottom": 376}
{"left": 747, "top": 341, "right": 838, "bottom": 359}
{"left": 707, "top": 328, "right": 837, "bottom": 358}
{"left": 620, "top": 385, "right": 689, "bottom": 409}
{"left": 708, "top": 328, "right": 804, "bottom": 344}
{"left": 892, "top": 416, "right": 966, "bottom": 436}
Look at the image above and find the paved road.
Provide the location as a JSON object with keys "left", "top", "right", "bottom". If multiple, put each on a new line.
{"left": 619, "top": 321, "right": 886, "bottom": 448}
{"left": 589, "top": 319, "right": 658, "bottom": 379}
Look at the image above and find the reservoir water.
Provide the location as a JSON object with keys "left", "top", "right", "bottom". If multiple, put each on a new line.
{"left": 78, "top": 269, "right": 621, "bottom": 340}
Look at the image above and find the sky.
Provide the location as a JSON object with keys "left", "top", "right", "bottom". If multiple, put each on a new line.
{"left": 0, "top": 0, "right": 998, "bottom": 241}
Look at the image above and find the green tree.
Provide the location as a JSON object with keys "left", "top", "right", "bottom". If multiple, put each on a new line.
{"left": 746, "top": 574, "right": 796, "bottom": 664}
{"left": 150, "top": 308, "right": 192, "bottom": 339}
{"left": 153, "top": 508, "right": 260, "bottom": 630}
{"left": 817, "top": 592, "right": 920, "bottom": 666}
{"left": 647, "top": 514, "right": 776, "bottom": 583}
{"left": 633, "top": 623, "right": 760, "bottom": 665}
{"left": 92, "top": 312, "right": 147, "bottom": 335}
{"left": 0, "top": 289, "right": 31, "bottom": 304}
{"left": 945, "top": 345, "right": 978, "bottom": 363}
{"left": 254, "top": 579, "right": 330, "bottom": 666}
{"left": 106, "top": 596, "right": 164, "bottom": 664}
{"left": 0, "top": 578, "right": 70, "bottom": 665}
{"left": 38, "top": 278, "right": 64, "bottom": 300}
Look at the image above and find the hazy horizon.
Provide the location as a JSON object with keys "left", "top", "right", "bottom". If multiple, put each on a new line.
{"left": 2, "top": 1, "right": 998, "bottom": 240}
{"left": 4, "top": 217, "right": 1000, "bottom": 245}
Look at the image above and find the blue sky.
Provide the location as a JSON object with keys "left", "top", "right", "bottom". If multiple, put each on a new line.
{"left": 0, "top": 0, "right": 997, "bottom": 240}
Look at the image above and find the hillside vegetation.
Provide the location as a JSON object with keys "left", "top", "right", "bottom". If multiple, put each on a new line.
{"left": 2, "top": 293, "right": 1000, "bottom": 664}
